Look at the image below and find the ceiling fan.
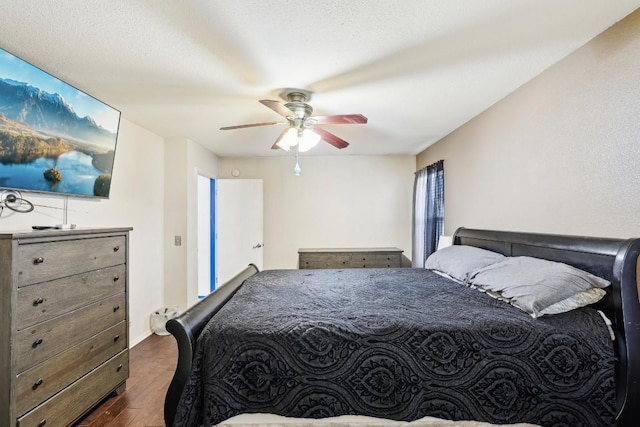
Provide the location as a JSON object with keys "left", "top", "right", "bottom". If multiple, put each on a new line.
{"left": 220, "top": 89, "right": 367, "bottom": 152}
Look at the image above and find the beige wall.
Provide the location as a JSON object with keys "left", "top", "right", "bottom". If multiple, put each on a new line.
{"left": 218, "top": 155, "right": 415, "bottom": 269}
{"left": 417, "top": 10, "right": 640, "bottom": 239}
{"left": 163, "top": 138, "right": 189, "bottom": 311}
{"left": 0, "top": 119, "right": 166, "bottom": 345}
{"left": 163, "top": 139, "right": 219, "bottom": 311}
{"left": 186, "top": 141, "right": 218, "bottom": 307}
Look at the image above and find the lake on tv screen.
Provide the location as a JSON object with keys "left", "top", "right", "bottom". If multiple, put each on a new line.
{"left": 0, "top": 150, "right": 106, "bottom": 196}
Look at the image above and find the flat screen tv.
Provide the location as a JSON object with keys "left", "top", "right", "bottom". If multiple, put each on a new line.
{"left": 0, "top": 47, "right": 121, "bottom": 199}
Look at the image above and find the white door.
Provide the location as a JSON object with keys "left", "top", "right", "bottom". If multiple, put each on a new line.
{"left": 216, "top": 179, "right": 263, "bottom": 286}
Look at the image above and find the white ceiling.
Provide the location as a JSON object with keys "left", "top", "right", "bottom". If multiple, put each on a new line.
{"left": 1, "top": 0, "right": 639, "bottom": 157}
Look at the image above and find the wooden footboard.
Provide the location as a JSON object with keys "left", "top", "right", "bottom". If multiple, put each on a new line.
{"left": 163, "top": 264, "right": 259, "bottom": 427}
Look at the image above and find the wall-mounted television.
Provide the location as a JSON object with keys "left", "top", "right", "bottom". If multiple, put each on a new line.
{"left": 0, "top": 47, "right": 121, "bottom": 199}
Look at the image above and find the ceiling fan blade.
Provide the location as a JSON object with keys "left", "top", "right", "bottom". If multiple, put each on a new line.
{"left": 271, "top": 128, "right": 290, "bottom": 150}
{"left": 312, "top": 114, "right": 368, "bottom": 125}
{"left": 312, "top": 127, "right": 349, "bottom": 149}
{"left": 259, "top": 99, "right": 294, "bottom": 118}
{"left": 220, "top": 121, "right": 282, "bottom": 130}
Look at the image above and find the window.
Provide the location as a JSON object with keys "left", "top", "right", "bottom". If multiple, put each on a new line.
{"left": 412, "top": 160, "right": 444, "bottom": 267}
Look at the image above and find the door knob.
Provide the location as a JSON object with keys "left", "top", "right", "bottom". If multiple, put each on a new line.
{"left": 252, "top": 243, "right": 263, "bottom": 249}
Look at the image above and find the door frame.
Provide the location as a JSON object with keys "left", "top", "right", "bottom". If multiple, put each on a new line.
{"left": 196, "top": 173, "right": 216, "bottom": 299}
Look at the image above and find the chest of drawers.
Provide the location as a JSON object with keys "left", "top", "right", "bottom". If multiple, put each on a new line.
{"left": 298, "top": 247, "right": 404, "bottom": 269}
{"left": 0, "top": 227, "right": 131, "bottom": 427}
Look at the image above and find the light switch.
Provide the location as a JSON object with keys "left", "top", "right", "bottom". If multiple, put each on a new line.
{"left": 174, "top": 235, "right": 182, "bottom": 246}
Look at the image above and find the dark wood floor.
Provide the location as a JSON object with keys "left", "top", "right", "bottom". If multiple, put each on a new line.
{"left": 75, "top": 334, "right": 178, "bottom": 427}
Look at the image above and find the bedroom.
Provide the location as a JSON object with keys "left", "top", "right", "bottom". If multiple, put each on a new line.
{"left": 1, "top": 1, "right": 639, "bottom": 426}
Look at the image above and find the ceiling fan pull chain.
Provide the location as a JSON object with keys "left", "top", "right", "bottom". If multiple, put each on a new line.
{"left": 294, "top": 151, "right": 301, "bottom": 176}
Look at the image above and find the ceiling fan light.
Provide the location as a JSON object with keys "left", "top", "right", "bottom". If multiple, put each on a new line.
{"left": 297, "top": 130, "right": 321, "bottom": 152}
{"left": 276, "top": 128, "right": 298, "bottom": 150}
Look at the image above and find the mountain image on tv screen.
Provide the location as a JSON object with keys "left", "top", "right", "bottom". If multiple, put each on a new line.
{"left": 0, "top": 48, "right": 121, "bottom": 198}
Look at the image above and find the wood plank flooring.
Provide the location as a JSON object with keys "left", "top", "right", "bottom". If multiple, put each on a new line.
{"left": 75, "top": 334, "right": 178, "bottom": 427}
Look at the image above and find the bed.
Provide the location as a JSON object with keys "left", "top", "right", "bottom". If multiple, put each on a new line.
{"left": 164, "top": 228, "right": 640, "bottom": 427}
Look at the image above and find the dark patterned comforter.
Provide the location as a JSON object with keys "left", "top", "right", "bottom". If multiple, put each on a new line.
{"left": 174, "top": 268, "right": 615, "bottom": 427}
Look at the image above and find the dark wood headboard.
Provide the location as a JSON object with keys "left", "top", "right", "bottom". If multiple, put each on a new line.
{"left": 453, "top": 227, "right": 640, "bottom": 425}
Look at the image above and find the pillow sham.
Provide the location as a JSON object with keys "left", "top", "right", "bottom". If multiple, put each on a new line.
{"left": 468, "top": 256, "right": 610, "bottom": 317}
{"left": 424, "top": 245, "right": 506, "bottom": 282}
{"left": 468, "top": 281, "right": 607, "bottom": 315}
{"left": 539, "top": 287, "right": 607, "bottom": 316}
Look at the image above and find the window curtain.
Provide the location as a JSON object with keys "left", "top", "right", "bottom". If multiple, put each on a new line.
{"left": 412, "top": 160, "right": 444, "bottom": 267}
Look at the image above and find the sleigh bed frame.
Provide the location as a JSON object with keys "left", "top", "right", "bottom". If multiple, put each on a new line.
{"left": 163, "top": 228, "right": 640, "bottom": 426}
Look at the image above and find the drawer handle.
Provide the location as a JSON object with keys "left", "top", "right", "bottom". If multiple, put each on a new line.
{"left": 33, "top": 297, "right": 44, "bottom": 306}
{"left": 33, "top": 257, "right": 45, "bottom": 265}
{"left": 113, "top": 275, "right": 120, "bottom": 282}
{"left": 113, "top": 305, "right": 120, "bottom": 312}
{"left": 113, "top": 245, "right": 120, "bottom": 252}
{"left": 114, "top": 334, "right": 121, "bottom": 342}
{"left": 38, "top": 419, "right": 47, "bottom": 427}
{"left": 32, "top": 378, "right": 44, "bottom": 390}
{"left": 32, "top": 338, "right": 43, "bottom": 348}
{"left": 117, "top": 363, "right": 124, "bottom": 372}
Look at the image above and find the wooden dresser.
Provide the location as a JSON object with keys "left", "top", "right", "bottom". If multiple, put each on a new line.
{"left": 298, "top": 247, "right": 403, "bottom": 269}
{"left": 0, "top": 227, "right": 132, "bottom": 427}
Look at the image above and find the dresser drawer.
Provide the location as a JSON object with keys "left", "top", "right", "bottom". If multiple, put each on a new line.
{"left": 350, "top": 253, "right": 376, "bottom": 268}
{"left": 16, "top": 293, "right": 126, "bottom": 372}
{"left": 15, "top": 321, "right": 127, "bottom": 416}
{"left": 16, "top": 265, "right": 126, "bottom": 329}
{"left": 16, "top": 236, "right": 126, "bottom": 286}
{"left": 300, "top": 254, "right": 350, "bottom": 269}
{"left": 17, "top": 350, "right": 129, "bottom": 427}
{"left": 375, "top": 254, "right": 401, "bottom": 267}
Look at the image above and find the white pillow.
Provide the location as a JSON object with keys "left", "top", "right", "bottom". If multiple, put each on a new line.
{"left": 424, "top": 245, "right": 506, "bottom": 282}
{"left": 468, "top": 256, "right": 610, "bottom": 317}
